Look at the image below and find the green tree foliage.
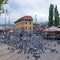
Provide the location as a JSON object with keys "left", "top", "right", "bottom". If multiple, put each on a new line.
{"left": 54, "top": 5, "right": 59, "bottom": 26}
{"left": 59, "top": 18, "right": 60, "bottom": 25}
{"left": 0, "top": 0, "right": 8, "bottom": 14}
{"left": 48, "top": 4, "right": 54, "bottom": 27}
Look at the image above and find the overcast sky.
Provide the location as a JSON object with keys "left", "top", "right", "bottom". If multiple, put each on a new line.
{"left": 0, "top": 0, "right": 60, "bottom": 24}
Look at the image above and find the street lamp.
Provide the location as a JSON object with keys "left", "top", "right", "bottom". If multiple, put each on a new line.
{"left": 4, "top": 9, "right": 7, "bottom": 26}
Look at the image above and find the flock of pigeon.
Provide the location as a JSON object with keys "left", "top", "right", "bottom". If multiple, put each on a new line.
{"left": 0, "top": 31, "right": 60, "bottom": 60}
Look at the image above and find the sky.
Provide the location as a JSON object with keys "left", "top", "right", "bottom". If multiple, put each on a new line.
{"left": 0, "top": 0, "right": 60, "bottom": 24}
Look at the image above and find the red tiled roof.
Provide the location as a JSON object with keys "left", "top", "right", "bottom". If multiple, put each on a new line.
{"left": 15, "top": 16, "right": 33, "bottom": 23}
{"left": 23, "top": 16, "right": 33, "bottom": 20}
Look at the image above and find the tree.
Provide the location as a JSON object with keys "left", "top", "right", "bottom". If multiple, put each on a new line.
{"left": 54, "top": 5, "right": 59, "bottom": 26}
{"left": 59, "top": 17, "right": 60, "bottom": 25}
{"left": 48, "top": 4, "right": 54, "bottom": 27}
{"left": 0, "top": 0, "right": 8, "bottom": 14}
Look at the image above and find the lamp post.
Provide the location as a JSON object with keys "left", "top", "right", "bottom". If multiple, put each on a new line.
{"left": 8, "top": 16, "right": 10, "bottom": 27}
{"left": 4, "top": 9, "right": 7, "bottom": 26}
{"left": 4, "top": 9, "right": 8, "bottom": 26}
{"left": 4, "top": 9, "right": 7, "bottom": 33}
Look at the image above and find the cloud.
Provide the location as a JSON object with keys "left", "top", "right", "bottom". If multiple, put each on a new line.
{"left": 0, "top": 0, "right": 60, "bottom": 24}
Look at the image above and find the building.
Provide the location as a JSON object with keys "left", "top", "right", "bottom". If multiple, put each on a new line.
{"left": 14, "top": 16, "right": 33, "bottom": 32}
{"left": 33, "top": 23, "right": 40, "bottom": 32}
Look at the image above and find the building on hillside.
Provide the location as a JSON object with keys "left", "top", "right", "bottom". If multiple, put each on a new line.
{"left": 14, "top": 16, "right": 33, "bottom": 32}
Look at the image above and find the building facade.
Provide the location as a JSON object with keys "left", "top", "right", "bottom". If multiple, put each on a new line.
{"left": 14, "top": 16, "right": 33, "bottom": 32}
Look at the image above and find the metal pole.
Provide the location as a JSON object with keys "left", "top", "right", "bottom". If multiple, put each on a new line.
{"left": 5, "top": 10, "right": 6, "bottom": 26}
{"left": 8, "top": 16, "right": 10, "bottom": 27}
{"left": 4, "top": 9, "right": 8, "bottom": 26}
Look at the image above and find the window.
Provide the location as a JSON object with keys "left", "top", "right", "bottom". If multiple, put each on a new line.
{"left": 30, "top": 22, "right": 31, "bottom": 24}
{"left": 30, "top": 26, "right": 31, "bottom": 29}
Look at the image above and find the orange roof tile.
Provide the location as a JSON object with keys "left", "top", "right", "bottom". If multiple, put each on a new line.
{"left": 15, "top": 16, "right": 33, "bottom": 23}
